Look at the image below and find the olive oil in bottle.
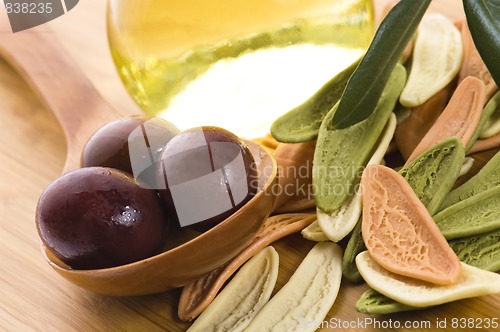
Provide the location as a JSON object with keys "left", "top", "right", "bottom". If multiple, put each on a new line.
{"left": 107, "top": 0, "right": 375, "bottom": 138}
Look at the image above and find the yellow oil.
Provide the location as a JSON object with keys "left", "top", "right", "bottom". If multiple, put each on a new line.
{"left": 107, "top": 0, "right": 375, "bottom": 131}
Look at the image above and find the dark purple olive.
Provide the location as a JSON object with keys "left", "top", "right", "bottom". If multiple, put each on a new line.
{"left": 157, "top": 126, "right": 258, "bottom": 232}
{"left": 82, "top": 115, "right": 179, "bottom": 189}
{"left": 36, "top": 167, "right": 169, "bottom": 270}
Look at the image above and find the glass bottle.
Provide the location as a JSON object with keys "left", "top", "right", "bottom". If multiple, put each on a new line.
{"left": 107, "top": 0, "right": 375, "bottom": 138}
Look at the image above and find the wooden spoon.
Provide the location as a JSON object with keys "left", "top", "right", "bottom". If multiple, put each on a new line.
{"left": 40, "top": 140, "right": 278, "bottom": 295}
{"left": 0, "top": 21, "right": 290, "bottom": 296}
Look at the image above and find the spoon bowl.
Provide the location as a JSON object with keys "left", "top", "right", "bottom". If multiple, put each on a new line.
{"left": 42, "top": 141, "right": 277, "bottom": 295}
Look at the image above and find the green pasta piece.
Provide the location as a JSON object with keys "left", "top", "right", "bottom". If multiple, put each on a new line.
{"left": 435, "top": 186, "right": 500, "bottom": 240}
{"left": 449, "top": 228, "right": 500, "bottom": 272}
{"left": 356, "top": 289, "right": 420, "bottom": 314}
{"left": 313, "top": 65, "right": 406, "bottom": 212}
{"left": 270, "top": 58, "right": 360, "bottom": 143}
{"left": 440, "top": 144, "right": 500, "bottom": 211}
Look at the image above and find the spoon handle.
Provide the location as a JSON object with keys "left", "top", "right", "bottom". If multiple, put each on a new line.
{"left": 0, "top": 26, "right": 136, "bottom": 172}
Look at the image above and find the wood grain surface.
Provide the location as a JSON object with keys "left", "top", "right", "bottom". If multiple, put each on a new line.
{"left": 0, "top": 0, "right": 498, "bottom": 331}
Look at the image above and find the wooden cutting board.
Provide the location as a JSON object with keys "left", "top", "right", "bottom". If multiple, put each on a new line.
{"left": 0, "top": 0, "right": 497, "bottom": 331}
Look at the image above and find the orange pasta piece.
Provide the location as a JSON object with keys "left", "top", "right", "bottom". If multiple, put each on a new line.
{"left": 406, "top": 76, "right": 486, "bottom": 163}
{"left": 361, "top": 165, "right": 461, "bottom": 285}
{"left": 395, "top": 83, "right": 452, "bottom": 160}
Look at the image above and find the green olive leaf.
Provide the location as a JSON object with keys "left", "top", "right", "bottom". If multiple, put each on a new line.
{"left": 331, "top": 0, "right": 431, "bottom": 129}
{"left": 464, "top": 0, "right": 500, "bottom": 87}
